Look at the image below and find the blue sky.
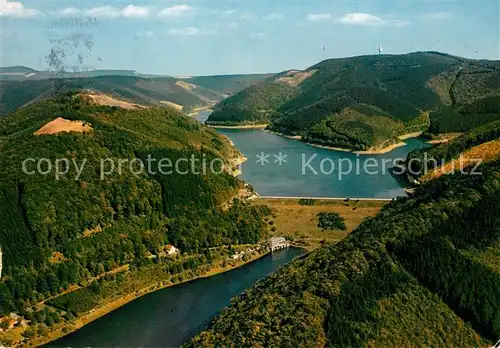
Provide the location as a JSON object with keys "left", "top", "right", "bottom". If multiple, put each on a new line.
{"left": 1, "top": 0, "right": 499, "bottom": 75}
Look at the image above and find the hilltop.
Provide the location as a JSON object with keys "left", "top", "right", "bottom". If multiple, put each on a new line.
{"left": 182, "top": 74, "right": 274, "bottom": 95}
{"left": 187, "top": 160, "right": 500, "bottom": 347}
{"left": 207, "top": 52, "right": 500, "bottom": 151}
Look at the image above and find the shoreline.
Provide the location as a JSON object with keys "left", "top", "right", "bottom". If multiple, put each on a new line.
{"left": 354, "top": 141, "right": 407, "bottom": 155}
{"left": 398, "top": 131, "right": 424, "bottom": 140}
{"left": 31, "top": 249, "right": 274, "bottom": 348}
{"left": 188, "top": 107, "right": 213, "bottom": 117}
{"left": 304, "top": 131, "right": 425, "bottom": 155}
{"left": 304, "top": 142, "right": 354, "bottom": 153}
{"left": 264, "top": 130, "right": 422, "bottom": 155}
{"left": 304, "top": 141, "right": 407, "bottom": 155}
{"left": 210, "top": 126, "right": 422, "bottom": 155}
{"left": 426, "top": 139, "right": 449, "bottom": 145}
{"left": 259, "top": 196, "right": 392, "bottom": 201}
{"left": 207, "top": 123, "right": 269, "bottom": 129}
{"left": 263, "top": 129, "right": 302, "bottom": 140}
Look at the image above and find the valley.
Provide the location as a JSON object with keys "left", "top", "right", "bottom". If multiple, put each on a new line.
{"left": 0, "top": 50, "right": 499, "bottom": 348}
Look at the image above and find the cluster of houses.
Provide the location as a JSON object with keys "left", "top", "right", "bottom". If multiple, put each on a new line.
{"left": 0, "top": 313, "right": 27, "bottom": 332}
{"left": 164, "top": 244, "right": 178, "bottom": 256}
{"left": 231, "top": 248, "right": 254, "bottom": 260}
{"left": 147, "top": 244, "right": 179, "bottom": 260}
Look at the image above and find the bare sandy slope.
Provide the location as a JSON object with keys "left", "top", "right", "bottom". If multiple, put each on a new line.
{"left": 35, "top": 117, "right": 93, "bottom": 135}
{"left": 422, "top": 138, "right": 500, "bottom": 181}
{"left": 208, "top": 124, "right": 268, "bottom": 129}
{"left": 276, "top": 69, "right": 317, "bottom": 87}
{"left": 175, "top": 80, "right": 196, "bottom": 91}
{"left": 426, "top": 133, "right": 462, "bottom": 145}
{"left": 160, "top": 100, "right": 184, "bottom": 111}
{"left": 398, "top": 131, "right": 424, "bottom": 140}
{"left": 354, "top": 142, "right": 407, "bottom": 155}
{"left": 82, "top": 92, "right": 146, "bottom": 110}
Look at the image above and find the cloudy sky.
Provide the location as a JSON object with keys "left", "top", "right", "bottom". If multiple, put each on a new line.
{"left": 1, "top": 0, "right": 499, "bottom": 75}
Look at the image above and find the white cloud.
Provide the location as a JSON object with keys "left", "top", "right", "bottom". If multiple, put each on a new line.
{"left": 122, "top": 5, "right": 150, "bottom": 18}
{"left": 57, "top": 4, "right": 150, "bottom": 19}
{"left": 158, "top": 5, "right": 194, "bottom": 18}
{"left": 391, "top": 20, "right": 411, "bottom": 27}
{"left": 222, "top": 9, "right": 236, "bottom": 16}
{"left": 263, "top": 13, "right": 283, "bottom": 20}
{"left": 307, "top": 13, "right": 331, "bottom": 21}
{"left": 227, "top": 21, "right": 239, "bottom": 28}
{"left": 339, "top": 13, "right": 384, "bottom": 25}
{"left": 338, "top": 13, "right": 410, "bottom": 26}
{"left": 85, "top": 5, "right": 120, "bottom": 18}
{"left": 239, "top": 12, "right": 255, "bottom": 20}
{"left": 57, "top": 7, "right": 81, "bottom": 17}
{"left": 249, "top": 32, "right": 266, "bottom": 38}
{"left": 169, "top": 27, "right": 200, "bottom": 36}
{"left": 135, "top": 31, "right": 156, "bottom": 39}
{"left": 0, "top": 0, "right": 41, "bottom": 18}
{"left": 422, "top": 12, "right": 453, "bottom": 20}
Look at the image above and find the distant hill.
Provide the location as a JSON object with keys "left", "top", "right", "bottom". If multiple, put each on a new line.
{"left": 0, "top": 66, "right": 165, "bottom": 80}
{"left": 0, "top": 67, "right": 142, "bottom": 81}
{"left": 0, "top": 66, "right": 37, "bottom": 74}
{"left": 207, "top": 52, "right": 500, "bottom": 151}
{"left": 187, "top": 160, "right": 500, "bottom": 347}
{"left": 207, "top": 82, "right": 297, "bottom": 125}
{"left": 0, "top": 69, "right": 271, "bottom": 116}
{"left": 0, "top": 76, "right": 227, "bottom": 116}
{"left": 184, "top": 74, "right": 273, "bottom": 95}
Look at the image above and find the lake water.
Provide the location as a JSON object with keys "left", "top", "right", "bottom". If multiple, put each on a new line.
{"left": 196, "top": 111, "right": 430, "bottom": 199}
{"left": 49, "top": 248, "right": 305, "bottom": 348}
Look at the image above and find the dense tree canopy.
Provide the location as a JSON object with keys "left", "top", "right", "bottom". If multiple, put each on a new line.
{"left": 186, "top": 161, "right": 500, "bottom": 347}
{"left": 0, "top": 94, "right": 270, "bottom": 318}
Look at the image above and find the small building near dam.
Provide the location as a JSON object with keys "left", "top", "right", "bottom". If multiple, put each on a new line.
{"left": 268, "top": 237, "right": 290, "bottom": 251}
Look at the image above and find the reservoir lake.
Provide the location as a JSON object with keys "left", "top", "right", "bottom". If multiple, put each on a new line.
{"left": 196, "top": 111, "right": 430, "bottom": 199}
{"left": 50, "top": 110, "right": 428, "bottom": 347}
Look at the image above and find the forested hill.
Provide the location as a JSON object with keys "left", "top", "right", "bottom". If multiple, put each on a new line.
{"left": 207, "top": 52, "right": 500, "bottom": 150}
{"left": 187, "top": 161, "right": 500, "bottom": 347}
{"left": 0, "top": 73, "right": 271, "bottom": 117}
{"left": 0, "top": 76, "right": 224, "bottom": 117}
{"left": 0, "top": 93, "right": 272, "bottom": 322}
{"left": 182, "top": 74, "right": 273, "bottom": 95}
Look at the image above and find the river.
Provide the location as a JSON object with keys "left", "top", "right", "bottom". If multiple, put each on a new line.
{"left": 196, "top": 111, "right": 430, "bottom": 198}
{"left": 49, "top": 248, "right": 305, "bottom": 347}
